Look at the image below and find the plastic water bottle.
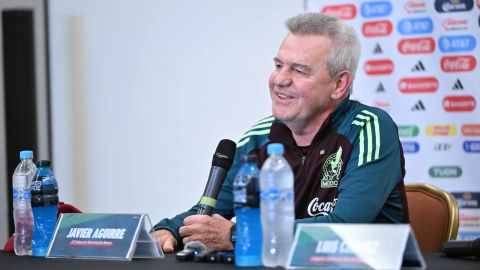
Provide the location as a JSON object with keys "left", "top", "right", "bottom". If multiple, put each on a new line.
{"left": 31, "top": 160, "right": 59, "bottom": 257}
{"left": 233, "top": 153, "right": 262, "bottom": 267}
{"left": 260, "top": 143, "right": 294, "bottom": 267}
{"left": 12, "top": 150, "right": 37, "bottom": 256}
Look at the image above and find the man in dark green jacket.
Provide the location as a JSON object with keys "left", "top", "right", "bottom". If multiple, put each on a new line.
{"left": 153, "top": 12, "right": 408, "bottom": 253}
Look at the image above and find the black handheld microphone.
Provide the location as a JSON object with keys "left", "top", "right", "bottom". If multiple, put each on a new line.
{"left": 196, "top": 139, "right": 236, "bottom": 216}
{"left": 442, "top": 238, "right": 480, "bottom": 258}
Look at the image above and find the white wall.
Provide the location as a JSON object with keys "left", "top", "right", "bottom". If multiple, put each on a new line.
{"left": 48, "top": 0, "right": 303, "bottom": 225}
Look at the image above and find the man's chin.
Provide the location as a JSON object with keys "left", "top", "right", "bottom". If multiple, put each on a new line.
{"left": 272, "top": 112, "right": 293, "bottom": 123}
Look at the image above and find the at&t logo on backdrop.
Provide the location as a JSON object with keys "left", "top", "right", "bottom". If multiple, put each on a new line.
{"left": 439, "top": 35, "right": 477, "bottom": 53}
{"left": 397, "top": 17, "right": 434, "bottom": 35}
{"left": 361, "top": 1, "right": 393, "bottom": 18}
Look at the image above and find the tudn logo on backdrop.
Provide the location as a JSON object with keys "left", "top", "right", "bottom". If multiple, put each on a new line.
{"left": 429, "top": 166, "right": 462, "bottom": 177}
{"left": 462, "top": 124, "right": 480, "bottom": 136}
{"left": 364, "top": 59, "right": 394, "bottom": 75}
{"left": 401, "top": 141, "right": 420, "bottom": 153}
{"left": 404, "top": 1, "right": 427, "bottom": 13}
{"left": 443, "top": 95, "right": 476, "bottom": 112}
{"left": 426, "top": 124, "right": 457, "bottom": 137}
{"left": 398, "top": 37, "right": 435, "bottom": 54}
{"left": 397, "top": 17, "right": 434, "bottom": 35}
{"left": 439, "top": 35, "right": 477, "bottom": 53}
{"left": 361, "top": 1, "right": 393, "bottom": 18}
{"left": 435, "top": 0, "right": 474, "bottom": 13}
{"left": 463, "top": 141, "right": 480, "bottom": 153}
{"left": 362, "top": 20, "right": 393, "bottom": 37}
{"left": 398, "top": 77, "right": 439, "bottom": 93}
{"left": 398, "top": 125, "right": 420, "bottom": 137}
{"left": 321, "top": 4, "right": 357, "bottom": 19}
{"left": 441, "top": 55, "right": 477, "bottom": 72}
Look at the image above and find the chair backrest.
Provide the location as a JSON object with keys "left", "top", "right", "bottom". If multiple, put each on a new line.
{"left": 405, "top": 183, "right": 459, "bottom": 252}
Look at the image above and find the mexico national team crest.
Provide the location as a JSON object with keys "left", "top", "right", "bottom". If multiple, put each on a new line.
{"left": 321, "top": 147, "right": 343, "bottom": 188}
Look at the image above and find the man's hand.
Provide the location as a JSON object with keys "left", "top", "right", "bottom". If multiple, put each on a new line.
{"left": 154, "top": 229, "right": 177, "bottom": 253}
{"left": 179, "top": 214, "right": 234, "bottom": 251}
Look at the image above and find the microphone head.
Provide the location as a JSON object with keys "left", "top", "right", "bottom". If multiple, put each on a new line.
{"left": 212, "top": 139, "right": 236, "bottom": 170}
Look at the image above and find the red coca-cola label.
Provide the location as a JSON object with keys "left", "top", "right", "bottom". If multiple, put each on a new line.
{"left": 398, "top": 37, "right": 435, "bottom": 54}
{"left": 321, "top": 4, "right": 357, "bottom": 19}
{"left": 443, "top": 96, "right": 476, "bottom": 112}
{"left": 364, "top": 59, "right": 394, "bottom": 75}
{"left": 362, "top": 20, "right": 393, "bottom": 37}
{"left": 441, "top": 55, "right": 477, "bottom": 72}
{"left": 398, "top": 77, "right": 439, "bottom": 93}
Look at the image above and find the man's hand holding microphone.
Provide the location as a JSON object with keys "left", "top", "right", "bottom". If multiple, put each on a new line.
{"left": 155, "top": 139, "right": 237, "bottom": 253}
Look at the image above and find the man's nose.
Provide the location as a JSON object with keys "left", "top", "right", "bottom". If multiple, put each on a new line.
{"left": 274, "top": 68, "right": 292, "bottom": 87}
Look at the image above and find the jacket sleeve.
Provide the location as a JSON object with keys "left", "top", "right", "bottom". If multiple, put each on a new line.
{"left": 296, "top": 109, "right": 404, "bottom": 224}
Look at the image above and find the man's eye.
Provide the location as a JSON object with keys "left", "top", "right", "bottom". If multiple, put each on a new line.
{"left": 294, "top": 68, "right": 306, "bottom": 74}
{"left": 275, "top": 63, "right": 282, "bottom": 69}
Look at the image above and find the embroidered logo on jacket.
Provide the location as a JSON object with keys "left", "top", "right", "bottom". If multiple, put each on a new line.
{"left": 321, "top": 147, "right": 343, "bottom": 188}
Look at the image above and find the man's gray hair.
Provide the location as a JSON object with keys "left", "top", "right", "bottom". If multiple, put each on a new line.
{"left": 285, "top": 13, "right": 361, "bottom": 94}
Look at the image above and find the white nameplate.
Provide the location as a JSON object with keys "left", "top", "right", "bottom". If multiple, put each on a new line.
{"left": 287, "top": 224, "right": 425, "bottom": 269}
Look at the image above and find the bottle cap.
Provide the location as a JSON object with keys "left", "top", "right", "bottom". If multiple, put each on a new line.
{"left": 267, "top": 143, "right": 284, "bottom": 155}
{"left": 36, "top": 160, "right": 51, "bottom": 167}
{"left": 19, "top": 150, "right": 33, "bottom": 159}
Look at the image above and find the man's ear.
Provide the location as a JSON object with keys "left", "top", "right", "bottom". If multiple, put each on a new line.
{"left": 331, "top": 70, "right": 352, "bottom": 100}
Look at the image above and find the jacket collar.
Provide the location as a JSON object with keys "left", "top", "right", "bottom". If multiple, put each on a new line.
{"left": 269, "top": 97, "right": 351, "bottom": 147}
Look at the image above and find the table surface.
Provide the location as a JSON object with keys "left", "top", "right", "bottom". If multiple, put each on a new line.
{"left": 1, "top": 251, "right": 479, "bottom": 269}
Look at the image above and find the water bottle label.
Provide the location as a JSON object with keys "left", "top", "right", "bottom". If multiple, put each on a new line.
{"left": 13, "top": 190, "right": 31, "bottom": 201}
{"left": 261, "top": 189, "right": 293, "bottom": 202}
{"left": 233, "top": 189, "right": 247, "bottom": 203}
{"left": 260, "top": 188, "right": 280, "bottom": 201}
{"left": 31, "top": 181, "right": 42, "bottom": 192}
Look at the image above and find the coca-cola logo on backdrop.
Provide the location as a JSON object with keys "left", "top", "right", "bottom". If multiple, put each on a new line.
{"left": 362, "top": 20, "right": 393, "bottom": 37}
{"left": 398, "top": 37, "right": 435, "bottom": 54}
{"left": 321, "top": 4, "right": 357, "bottom": 19}
{"left": 441, "top": 55, "right": 477, "bottom": 72}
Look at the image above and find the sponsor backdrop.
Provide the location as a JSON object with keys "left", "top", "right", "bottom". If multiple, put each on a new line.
{"left": 306, "top": 0, "right": 480, "bottom": 240}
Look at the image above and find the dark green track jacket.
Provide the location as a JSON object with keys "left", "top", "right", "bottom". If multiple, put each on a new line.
{"left": 153, "top": 98, "right": 409, "bottom": 245}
